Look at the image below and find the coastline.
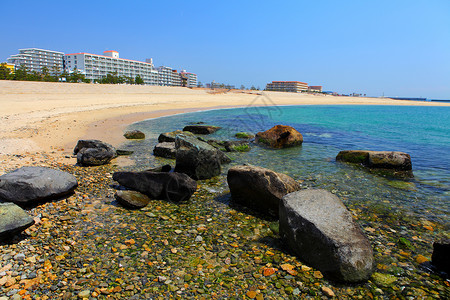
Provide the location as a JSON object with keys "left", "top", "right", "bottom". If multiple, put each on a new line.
{"left": 1, "top": 80, "right": 449, "bottom": 162}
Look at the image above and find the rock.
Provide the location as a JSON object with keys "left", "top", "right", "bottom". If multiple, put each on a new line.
{"left": 183, "top": 125, "right": 221, "bottom": 134}
{"left": 0, "top": 203, "right": 34, "bottom": 239}
{"left": 116, "top": 149, "right": 134, "bottom": 156}
{"left": 336, "top": 150, "right": 412, "bottom": 171}
{"left": 158, "top": 130, "right": 195, "bottom": 143}
{"left": 227, "top": 165, "right": 301, "bottom": 218}
{"left": 235, "top": 132, "right": 255, "bottom": 139}
{"left": 255, "top": 125, "right": 303, "bottom": 148}
{"left": 73, "top": 140, "right": 116, "bottom": 166}
{"left": 124, "top": 130, "right": 145, "bottom": 139}
{"left": 153, "top": 142, "right": 177, "bottom": 159}
{"left": 115, "top": 190, "right": 151, "bottom": 209}
{"left": 432, "top": 239, "right": 449, "bottom": 274}
{"left": 113, "top": 171, "right": 197, "bottom": 202}
{"left": 371, "top": 272, "right": 397, "bottom": 287}
{"left": 0, "top": 167, "right": 78, "bottom": 205}
{"left": 279, "top": 189, "right": 374, "bottom": 282}
{"left": 78, "top": 290, "right": 90, "bottom": 298}
{"left": 174, "top": 135, "right": 227, "bottom": 180}
{"left": 203, "top": 139, "right": 250, "bottom": 152}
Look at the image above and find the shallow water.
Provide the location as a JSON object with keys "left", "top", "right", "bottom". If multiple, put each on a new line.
{"left": 122, "top": 105, "right": 450, "bottom": 227}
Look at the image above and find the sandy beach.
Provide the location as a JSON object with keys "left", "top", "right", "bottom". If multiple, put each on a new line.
{"left": 1, "top": 80, "right": 448, "bottom": 159}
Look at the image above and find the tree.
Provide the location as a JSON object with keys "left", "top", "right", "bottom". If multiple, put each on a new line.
{"left": 197, "top": 81, "right": 203, "bottom": 88}
{"left": 250, "top": 85, "right": 257, "bottom": 90}
{"left": 135, "top": 75, "right": 144, "bottom": 85}
{"left": 0, "top": 63, "right": 11, "bottom": 80}
{"left": 240, "top": 85, "right": 245, "bottom": 90}
{"left": 67, "top": 68, "right": 86, "bottom": 83}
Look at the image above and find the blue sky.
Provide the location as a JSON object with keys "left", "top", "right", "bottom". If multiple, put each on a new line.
{"left": 2, "top": 0, "right": 449, "bottom": 98}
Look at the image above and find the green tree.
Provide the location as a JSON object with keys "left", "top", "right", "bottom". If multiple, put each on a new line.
{"left": 197, "top": 81, "right": 203, "bottom": 88}
{"left": 240, "top": 85, "right": 245, "bottom": 90}
{"left": 67, "top": 68, "right": 86, "bottom": 83}
{"left": 14, "top": 65, "right": 28, "bottom": 81}
{"left": 250, "top": 85, "right": 257, "bottom": 90}
{"left": 0, "top": 63, "right": 11, "bottom": 80}
{"left": 135, "top": 75, "right": 144, "bottom": 85}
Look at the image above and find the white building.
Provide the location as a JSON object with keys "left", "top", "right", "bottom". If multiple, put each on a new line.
{"left": 180, "top": 71, "right": 197, "bottom": 87}
{"left": 156, "top": 66, "right": 183, "bottom": 87}
{"left": 7, "top": 48, "right": 64, "bottom": 73}
{"left": 64, "top": 50, "right": 159, "bottom": 84}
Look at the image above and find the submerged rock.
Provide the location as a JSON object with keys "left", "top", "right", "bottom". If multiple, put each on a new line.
{"left": 0, "top": 203, "right": 35, "bottom": 239}
{"left": 235, "top": 132, "right": 255, "bottom": 139}
{"left": 115, "top": 190, "right": 151, "bottom": 209}
{"left": 174, "top": 135, "right": 229, "bottom": 180}
{"left": 158, "top": 130, "right": 195, "bottom": 143}
{"left": 123, "top": 130, "right": 145, "bottom": 139}
{"left": 0, "top": 167, "right": 78, "bottom": 205}
{"left": 255, "top": 125, "right": 303, "bottom": 148}
{"left": 183, "top": 125, "right": 221, "bottom": 134}
{"left": 113, "top": 171, "right": 197, "bottom": 202}
{"left": 116, "top": 149, "right": 134, "bottom": 156}
{"left": 202, "top": 138, "right": 250, "bottom": 152}
{"left": 279, "top": 189, "right": 374, "bottom": 282}
{"left": 432, "top": 240, "right": 450, "bottom": 274}
{"left": 153, "top": 142, "right": 177, "bottom": 159}
{"left": 74, "top": 139, "right": 117, "bottom": 166}
{"left": 336, "top": 150, "right": 412, "bottom": 171}
{"left": 227, "top": 165, "right": 301, "bottom": 218}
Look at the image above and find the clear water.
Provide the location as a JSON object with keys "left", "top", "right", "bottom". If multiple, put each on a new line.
{"left": 123, "top": 105, "right": 450, "bottom": 226}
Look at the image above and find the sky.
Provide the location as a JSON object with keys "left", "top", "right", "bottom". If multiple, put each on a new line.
{"left": 2, "top": 0, "right": 450, "bottom": 99}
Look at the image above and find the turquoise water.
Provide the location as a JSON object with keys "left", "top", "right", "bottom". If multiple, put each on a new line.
{"left": 124, "top": 105, "right": 450, "bottom": 226}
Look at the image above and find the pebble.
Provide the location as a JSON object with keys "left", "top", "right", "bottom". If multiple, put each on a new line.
{"left": 195, "top": 235, "right": 203, "bottom": 242}
{"left": 322, "top": 286, "right": 335, "bottom": 297}
{"left": 78, "top": 290, "right": 90, "bottom": 298}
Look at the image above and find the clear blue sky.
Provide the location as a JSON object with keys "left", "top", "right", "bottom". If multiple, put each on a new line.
{"left": 2, "top": 0, "right": 450, "bottom": 98}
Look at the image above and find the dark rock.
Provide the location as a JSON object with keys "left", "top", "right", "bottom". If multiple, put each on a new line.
{"left": 116, "top": 149, "right": 134, "bottom": 156}
{"left": 255, "top": 125, "right": 303, "bottom": 148}
{"left": 0, "top": 203, "right": 35, "bottom": 239}
{"left": 124, "top": 130, "right": 145, "bottom": 139}
{"left": 279, "top": 189, "right": 374, "bottom": 282}
{"left": 336, "top": 150, "right": 412, "bottom": 171}
{"left": 227, "top": 165, "right": 301, "bottom": 218}
{"left": 73, "top": 139, "right": 116, "bottom": 166}
{"left": 0, "top": 167, "right": 78, "bottom": 205}
{"left": 235, "top": 132, "right": 255, "bottom": 139}
{"left": 183, "top": 125, "right": 221, "bottom": 135}
{"left": 174, "top": 135, "right": 228, "bottom": 180}
{"left": 113, "top": 171, "right": 197, "bottom": 202}
{"left": 203, "top": 139, "right": 250, "bottom": 152}
{"left": 153, "top": 142, "right": 177, "bottom": 159}
{"left": 146, "top": 165, "right": 172, "bottom": 172}
{"left": 158, "top": 130, "right": 195, "bottom": 143}
{"left": 432, "top": 240, "right": 450, "bottom": 274}
{"left": 115, "top": 190, "right": 151, "bottom": 209}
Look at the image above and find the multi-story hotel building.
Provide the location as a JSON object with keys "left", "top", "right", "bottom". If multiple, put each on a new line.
{"left": 7, "top": 48, "right": 64, "bottom": 73}
{"left": 63, "top": 50, "right": 159, "bottom": 85}
{"left": 308, "top": 85, "right": 323, "bottom": 92}
{"left": 265, "top": 81, "right": 308, "bottom": 93}
{"left": 180, "top": 71, "right": 197, "bottom": 87}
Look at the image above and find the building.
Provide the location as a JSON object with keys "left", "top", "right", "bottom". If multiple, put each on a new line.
{"left": 156, "top": 66, "right": 183, "bottom": 86}
{"left": 64, "top": 50, "right": 159, "bottom": 84}
{"left": 265, "top": 81, "right": 308, "bottom": 93}
{"left": 171, "top": 69, "right": 182, "bottom": 87}
{"left": 180, "top": 71, "right": 197, "bottom": 87}
{"left": 7, "top": 48, "right": 64, "bottom": 73}
{"left": 308, "top": 85, "right": 323, "bottom": 92}
{"left": 1, "top": 63, "right": 15, "bottom": 73}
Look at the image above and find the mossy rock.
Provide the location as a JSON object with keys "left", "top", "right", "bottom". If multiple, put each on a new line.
{"left": 124, "top": 130, "right": 145, "bottom": 139}
{"left": 229, "top": 144, "right": 250, "bottom": 152}
{"left": 336, "top": 150, "right": 369, "bottom": 164}
{"left": 371, "top": 272, "right": 397, "bottom": 287}
{"left": 235, "top": 132, "right": 255, "bottom": 139}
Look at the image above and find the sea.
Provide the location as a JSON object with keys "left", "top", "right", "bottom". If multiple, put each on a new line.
{"left": 123, "top": 105, "right": 450, "bottom": 227}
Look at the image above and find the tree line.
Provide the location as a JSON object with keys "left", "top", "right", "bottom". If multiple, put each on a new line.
{"left": 0, "top": 63, "right": 144, "bottom": 85}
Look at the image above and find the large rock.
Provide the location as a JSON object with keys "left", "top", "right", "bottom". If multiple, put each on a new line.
{"left": 202, "top": 139, "right": 250, "bottom": 152}
{"left": 432, "top": 240, "right": 450, "bottom": 274}
{"left": 183, "top": 125, "right": 221, "bottom": 134}
{"left": 0, "top": 167, "right": 78, "bottom": 205}
{"left": 74, "top": 139, "right": 117, "bottom": 166}
{"left": 255, "top": 125, "right": 303, "bottom": 148}
{"left": 158, "top": 130, "right": 195, "bottom": 143}
{"left": 0, "top": 203, "right": 35, "bottom": 239}
{"left": 336, "top": 150, "right": 412, "bottom": 171}
{"left": 115, "top": 190, "right": 151, "bottom": 209}
{"left": 227, "top": 165, "right": 301, "bottom": 218}
{"left": 113, "top": 171, "right": 197, "bottom": 202}
{"left": 153, "top": 142, "right": 177, "bottom": 159}
{"left": 279, "top": 189, "right": 374, "bottom": 282}
{"left": 124, "top": 130, "right": 145, "bottom": 139}
{"left": 174, "top": 135, "right": 229, "bottom": 180}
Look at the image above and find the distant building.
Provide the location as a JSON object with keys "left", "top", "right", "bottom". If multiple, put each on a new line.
{"left": 308, "top": 85, "right": 322, "bottom": 92}
{"left": 64, "top": 50, "right": 159, "bottom": 85}
{"left": 180, "top": 71, "right": 197, "bottom": 87}
{"left": 265, "top": 81, "right": 308, "bottom": 93}
{"left": 7, "top": 48, "right": 64, "bottom": 72}
{"left": 1, "top": 63, "right": 15, "bottom": 73}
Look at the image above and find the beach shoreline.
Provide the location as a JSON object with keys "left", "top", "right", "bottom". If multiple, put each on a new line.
{"left": 1, "top": 80, "right": 449, "bottom": 161}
